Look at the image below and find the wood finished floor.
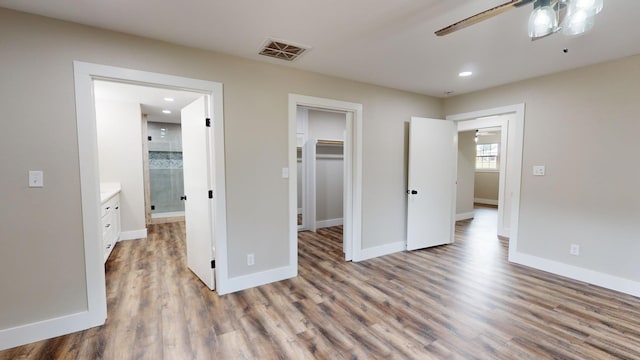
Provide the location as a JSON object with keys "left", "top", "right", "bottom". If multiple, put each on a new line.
{"left": 3, "top": 207, "right": 640, "bottom": 359}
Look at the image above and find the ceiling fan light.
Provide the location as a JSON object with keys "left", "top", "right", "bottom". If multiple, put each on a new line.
{"left": 562, "top": 8, "right": 595, "bottom": 36}
{"left": 528, "top": 5, "right": 558, "bottom": 38}
{"left": 573, "top": 0, "right": 604, "bottom": 15}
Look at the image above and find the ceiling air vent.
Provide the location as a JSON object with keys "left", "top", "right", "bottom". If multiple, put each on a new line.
{"left": 259, "top": 39, "right": 309, "bottom": 62}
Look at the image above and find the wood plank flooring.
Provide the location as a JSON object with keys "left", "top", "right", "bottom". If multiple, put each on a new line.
{"left": 3, "top": 207, "right": 640, "bottom": 359}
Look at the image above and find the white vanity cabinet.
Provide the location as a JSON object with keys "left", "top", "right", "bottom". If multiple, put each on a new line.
{"left": 101, "top": 193, "right": 121, "bottom": 262}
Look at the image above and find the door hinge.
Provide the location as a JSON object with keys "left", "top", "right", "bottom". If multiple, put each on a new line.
{"left": 211, "top": 260, "right": 216, "bottom": 269}
{"left": 205, "top": 118, "right": 211, "bottom": 127}
{"left": 148, "top": 136, "right": 152, "bottom": 141}
{"left": 208, "top": 190, "right": 213, "bottom": 199}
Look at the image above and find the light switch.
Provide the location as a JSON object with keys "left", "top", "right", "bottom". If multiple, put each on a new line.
{"left": 29, "top": 170, "right": 44, "bottom": 187}
{"left": 533, "top": 165, "right": 545, "bottom": 176}
{"left": 281, "top": 167, "right": 289, "bottom": 178}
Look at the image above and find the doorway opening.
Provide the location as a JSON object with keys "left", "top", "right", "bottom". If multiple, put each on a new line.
{"left": 407, "top": 105, "right": 523, "bottom": 258}
{"left": 296, "top": 107, "right": 347, "bottom": 230}
{"left": 288, "top": 94, "right": 363, "bottom": 268}
{"left": 74, "top": 61, "right": 230, "bottom": 328}
{"left": 296, "top": 106, "right": 347, "bottom": 260}
{"left": 448, "top": 104, "right": 525, "bottom": 261}
{"left": 456, "top": 121, "right": 506, "bottom": 242}
{"left": 93, "top": 79, "right": 218, "bottom": 290}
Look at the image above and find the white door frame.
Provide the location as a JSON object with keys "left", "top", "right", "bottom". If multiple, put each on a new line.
{"left": 288, "top": 94, "right": 363, "bottom": 263}
{"left": 73, "top": 61, "right": 230, "bottom": 329}
{"left": 447, "top": 103, "right": 525, "bottom": 261}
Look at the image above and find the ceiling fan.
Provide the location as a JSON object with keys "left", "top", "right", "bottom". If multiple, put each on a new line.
{"left": 435, "top": 0, "right": 604, "bottom": 40}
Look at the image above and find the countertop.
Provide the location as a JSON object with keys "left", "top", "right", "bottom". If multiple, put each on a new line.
{"left": 100, "top": 182, "right": 121, "bottom": 203}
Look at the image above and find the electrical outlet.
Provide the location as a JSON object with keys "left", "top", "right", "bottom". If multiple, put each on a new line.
{"left": 28, "top": 170, "right": 44, "bottom": 188}
{"left": 570, "top": 244, "right": 580, "bottom": 256}
{"left": 247, "top": 253, "right": 255, "bottom": 266}
{"left": 533, "top": 165, "right": 546, "bottom": 176}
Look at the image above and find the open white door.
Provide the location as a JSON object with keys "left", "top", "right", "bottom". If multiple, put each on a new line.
{"left": 406, "top": 117, "right": 457, "bottom": 251}
{"left": 181, "top": 96, "right": 215, "bottom": 290}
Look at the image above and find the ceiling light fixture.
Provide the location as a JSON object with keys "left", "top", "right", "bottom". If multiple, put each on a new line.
{"left": 527, "top": 0, "right": 604, "bottom": 40}
{"left": 164, "top": 97, "right": 175, "bottom": 102}
{"left": 162, "top": 110, "right": 172, "bottom": 114}
{"left": 528, "top": 0, "right": 557, "bottom": 38}
{"left": 435, "top": 0, "right": 604, "bottom": 40}
{"left": 459, "top": 71, "right": 473, "bottom": 77}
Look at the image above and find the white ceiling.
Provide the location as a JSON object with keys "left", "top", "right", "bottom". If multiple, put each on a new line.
{"left": 93, "top": 80, "right": 202, "bottom": 123}
{"left": 2, "top": 0, "right": 640, "bottom": 97}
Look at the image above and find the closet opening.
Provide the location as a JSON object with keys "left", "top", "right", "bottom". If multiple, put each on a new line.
{"left": 296, "top": 107, "right": 347, "bottom": 258}
{"left": 288, "top": 94, "right": 363, "bottom": 265}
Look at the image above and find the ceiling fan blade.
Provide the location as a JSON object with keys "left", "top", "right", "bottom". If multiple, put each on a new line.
{"left": 435, "top": 0, "right": 534, "bottom": 37}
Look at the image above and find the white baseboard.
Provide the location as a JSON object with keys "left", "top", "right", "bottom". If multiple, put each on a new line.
{"left": 298, "top": 208, "right": 302, "bottom": 215}
{"left": 456, "top": 212, "right": 474, "bottom": 221}
{"left": 510, "top": 252, "right": 640, "bottom": 298}
{"left": 474, "top": 198, "right": 498, "bottom": 206}
{"left": 0, "top": 310, "right": 103, "bottom": 351}
{"left": 353, "top": 241, "right": 405, "bottom": 262}
{"left": 316, "top": 218, "right": 343, "bottom": 228}
{"left": 119, "top": 228, "right": 147, "bottom": 241}
{"left": 219, "top": 265, "right": 297, "bottom": 295}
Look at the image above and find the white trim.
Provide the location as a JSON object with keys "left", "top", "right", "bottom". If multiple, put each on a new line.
{"left": 511, "top": 252, "right": 640, "bottom": 298}
{"left": 0, "top": 311, "right": 98, "bottom": 351}
{"left": 355, "top": 241, "right": 405, "bottom": 262}
{"left": 118, "top": 229, "right": 148, "bottom": 241}
{"left": 456, "top": 212, "right": 474, "bottom": 221}
{"left": 289, "top": 94, "right": 363, "bottom": 267}
{"left": 316, "top": 218, "right": 344, "bottom": 228}
{"left": 297, "top": 207, "right": 302, "bottom": 214}
{"left": 449, "top": 103, "right": 525, "bottom": 240}
{"left": 221, "top": 266, "right": 297, "bottom": 295}
{"left": 474, "top": 198, "right": 499, "bottom": 206}
{"left": 151, "top": 211, "right": 185, "bottom": 218}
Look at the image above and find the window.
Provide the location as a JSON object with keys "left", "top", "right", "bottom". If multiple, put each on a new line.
{"left": 476, "top": 143, "right": 499, "bottom": 170}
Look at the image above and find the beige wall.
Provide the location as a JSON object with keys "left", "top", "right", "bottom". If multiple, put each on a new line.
{"left": 445, "top": 54, "right": 640, "bottom": 282}
{"left": 0, "top": 8, "right": 442, "bottom": 331}
{"left": 456, "top": 131, "right": 476, "bottom": 216}
{"left": 474, "top": 172, "right": 499, "bottom": 201}
{"left": 95, "top": 98, "right": 146, "bottom": 233}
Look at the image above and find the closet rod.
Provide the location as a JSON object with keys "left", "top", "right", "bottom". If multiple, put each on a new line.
{"left": 317, "top": 139, "right": 343, "bottom": 146}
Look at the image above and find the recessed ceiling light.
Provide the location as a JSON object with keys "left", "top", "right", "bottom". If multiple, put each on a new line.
{"left": 164, "top": 97, "right": 175, "bottom": 102}
{"left": 162, "top": 110, "right": 172, "bottom": 114}
{"left": 459, "top": 71, "right": 473, "bottom": 77}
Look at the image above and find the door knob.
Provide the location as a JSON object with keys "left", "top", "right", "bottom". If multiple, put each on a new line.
{"left": 180, "top": 195, "right": 187, "bottom": 201}
{"left": 407, "top": 190, "right": 418, "bottom": 195}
